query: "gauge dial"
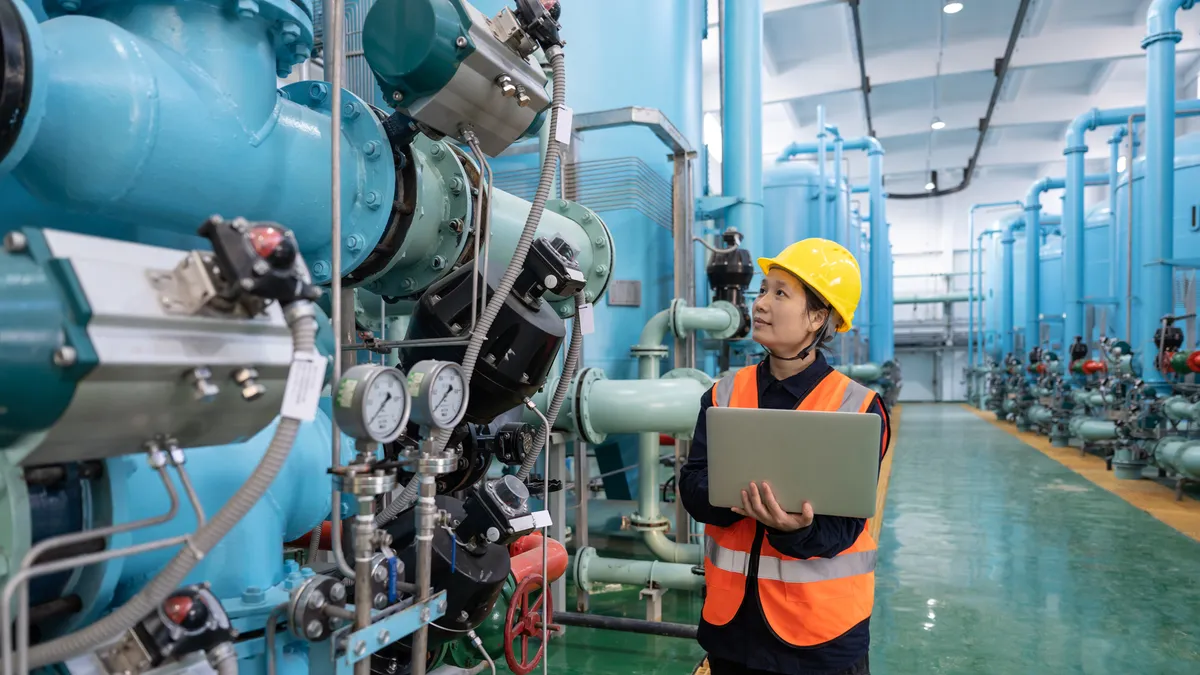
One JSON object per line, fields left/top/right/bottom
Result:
{"left": 333, "top": 365, "right": 412, "bottom": 443}
{"left": 408, "top": 360, "right": 470, "bottom": 430}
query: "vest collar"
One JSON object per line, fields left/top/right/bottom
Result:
{"left": 758, "top": 352, "right": 833, "bottom": 400}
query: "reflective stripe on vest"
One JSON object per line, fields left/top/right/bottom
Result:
{"left": 702, "top": 364, "right": 880, "bottom": 647}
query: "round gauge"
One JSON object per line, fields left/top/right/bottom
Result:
{"left": 407, "top": 360, "right": 469, "bottom": 430}
{"left": 333, "top": 365, "right": 412, "bottom": 443}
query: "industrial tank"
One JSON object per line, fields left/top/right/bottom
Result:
{"left": 762, "top": 161, "right": 849, "bottom": 253}
{"left": 481, "top": 0, "right": 705, "bottom": 380}
{"left": 1083, "top": 203, "right": 1117, "bottom": 343}
{"left": 984, "top": 214, "right": 1027, "bottom": 356}
{"left": 1039, "top": 231, "right": 1064, "bottom": 351}
{"left": 1113, "top": 133, "right": 1200, "bottom": 349}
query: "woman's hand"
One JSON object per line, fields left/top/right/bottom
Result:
{"left": 732, "top": 482, "right": 814, "bottom": 532}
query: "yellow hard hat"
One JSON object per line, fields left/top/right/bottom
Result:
{"left": 757, "top": 238, "right": 862, "bottom": 333}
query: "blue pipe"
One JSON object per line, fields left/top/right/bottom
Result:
{"left": 968, "top": 202, "right": 1022, "bottom": 369}
{"left": 1109, "top": 128, "right": 1127, "bottom": 302}
{"left": 831, "top": 125, "right": 844, "bottom": 243}
{"left": 1062, "top": 99, "right": 1200, "bottom": 356}
{"left": 817, "top": 105, "right": 828, "bottom": 241}
{"left": 852, "top": 185, "right": 870, "bottom": 194}
{"left": 1143, "top": 0, "right": 1196, "bottom": 386}
{"left": 721, "top": 0, "right": 764, "bottom": 264}
{"left": 1001, "top": 219, "right": 1021, "bottom": 355}
{"left": 1024, "top": 174, "right": 1107, "bottom": 354}
{"left": 0, "top": 1, "right": 392, "bottom": 285}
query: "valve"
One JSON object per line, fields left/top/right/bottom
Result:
{"left": 98, "top": 585, "right": 236, "bottom": 674}
{"left": 504, "top": 573, "right": 562, "bottom": 675}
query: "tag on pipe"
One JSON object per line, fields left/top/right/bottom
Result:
{"left": 577, "top": 303, "right": 595, "bottom": 335}
{"left": 554, "top": 104, "right": 574, "bottom": 148}
{"left": 281, "top": 351, "right": 326, "bottom": 421}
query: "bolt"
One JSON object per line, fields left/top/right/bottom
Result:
{"left": 456, "top": 36, "right": 468, "bottom": 48}
{"left": 3, "top": 231, "right": 27, "bottom": 253}
{"left": 373, "top": 566, "right": 388, "bottom": 583}
{"left": 449, "top": 177, "right": 465, "bottom": 194}
{"left": 431, "top": 256, "right": 446, "bottom": 270}
{"left": 343, "top": 102, "right": 361, "bottom": 121}
{"left": 306, "top": 620, "right": 323, "bottom": 639}
{"left": 582, "top": 212, "right": 594, "bottom": 223}
{"left": 374, "top": 593, "right": 388, "bottom": 609}
{"left": 232, "top": 367, "right": 266, "bottom": 402}
{"left": 449, "top": 218, "right": 464, "bottom": 233}
{"left": 240, "top": 278, "right": 255, "bottom": 291}
{"left": 430, "top": 143, "right": 445, "bottom": 159}
{"left": 595, "top": 264, "right": 608, "bottom": 275}
{"left": 312, "top": 260, "right": 330, "bottom": 278}
{"left": 252, "top": 259, "right": 270, "bottom": 276}
{"left": 309, "top": 82, "right": 329, "bottom": 103}
{"left": 365, "top": 191, "right": 382, "bottom": 210}
{"left": 52, "top": 346, "right": 77, "bottom": 368}
{"left": 585, "top": 290, "right": 594, "bottom": 302}
{"left": 437, "top": 599, "right": 447, "bottom": 613}
{"left": 292, "top": 43, "right": 310, "bottom": 63}
{"left": 363, "top": 141, "right": 382, "bottom": 159}
{"left": 355, "top": 642, "right": 367, "bottom": 656}
{"left": 279, "top": 20, "right": 302, "bottom": 44}
{"left": 307, "top": 591, "right": 326, "bottom": 610}
{"left": 59, "top": 0, "right": 79, "bottom": 10}
{"left": 516, "top": 85, "right": 531, "bottom": 108}
{"left": 377, "top": 630, "right": 391, "bottom": 645}
{"left": 328, "top": 583, "right": 346, "bottom": 603}
{"left": 560, "top": 305, "right": 571, "bottom": 317}
{"left": 401, "top": 278, "right": 414, "bottom": 289}
{"left": 345, "top": 234, "right": 365, "bottom": 252}
{"left": 496, "top": 74, "right": 517, "bottom": 97}
{"left": 189, "top": 367, "right": 220, "bottom": 403}
{"left": 236, "top": 0, "right": 259, "bottom": 19}
{"left": 242, "top": 586, "right": 266, "bottom": 605}
{"left": 392, "top": 91, "right": 404, "bottom": 102}
{"left": 593, "top": 236, "right": 607, "bottom": 248}
{"left": 459, "top": 610, "right": 470, "bottom": 622}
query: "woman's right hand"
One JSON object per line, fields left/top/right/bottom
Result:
{"left": 732, "top": 482, "right": 814, "bottom": 532}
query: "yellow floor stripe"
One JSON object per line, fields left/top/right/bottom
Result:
{"left": 963, "top": 404, "right": 1200, "bottom": 542}
{"left": 870, "top": 405, "right": 902, "bottom": 541}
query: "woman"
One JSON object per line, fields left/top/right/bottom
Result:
{"left": 680, "top": 238, "right": 891, "bottom": 675}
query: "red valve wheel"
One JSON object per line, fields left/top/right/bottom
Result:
{"left": 504, "top": 574, "right": 559, "bottom": 675}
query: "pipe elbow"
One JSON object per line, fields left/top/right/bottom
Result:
{"left": 863, "top": 136, "right": 885, "bottom": 156}
{"left": 1065, "top": 109, "right": 1099, "bottom": 149}
{"left": 1146, "top": 0, "right": 1193, "bottom": 38}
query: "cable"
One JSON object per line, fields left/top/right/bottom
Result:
{"left": 376, "top": 46, "right": 570, "bottom": 526}
{"left": 25, "top": 304, "right": 318, "bottom": 668}
{"left": 693, "top": 236, "right": 737, "bottom": 255}
{"left": 468, "top": 630, "right": 497, "bottom": 675}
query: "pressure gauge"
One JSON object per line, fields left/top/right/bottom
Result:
{"left": 407, "top": 360, "right": 469, "bottom": 430}
{"left": 333, "top": 365, "right": 412, "bottom": 443}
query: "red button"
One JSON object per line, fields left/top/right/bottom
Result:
{"left": 164, "top": 595, "right": 194, "bottom": 626}
{"left": 249, "top": 226, "right": 285, "bottom": 259}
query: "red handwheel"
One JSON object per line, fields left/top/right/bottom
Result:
{"left": 504, "top": 574, "right": 556, "bottom": 675}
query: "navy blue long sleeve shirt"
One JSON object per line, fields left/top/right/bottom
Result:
{"left": 679, "top": 353, "right": 891, "bottom": 675}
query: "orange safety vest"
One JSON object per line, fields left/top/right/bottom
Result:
{"left": 702, "top": 365, "right": 883, "bottom": 647}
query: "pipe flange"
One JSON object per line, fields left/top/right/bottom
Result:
{"left": 706, "top": 301, "right": 743, "bottom": 341}
{"left": 544, "top": 199, "right": 615, "bottom": 318}
{"left": 630, "top": 345, "right": 670, "bottom": 359}
{"left": 627, "top": 512, "right": 670, "bottom": 531}
{"left": 330, "top": 467, "right": 397, "bottom": 496}
{"left": 573, "top": 546, "right": 598, "bottom": 590}
{"left": 572, "top": 367, "right": 608, "bottom": 445}
{"left": 288, "top": 574, "right": 348, "bottom": 642}
{"left": 668, "top": 298, "right": 690, "bottom": 339}
{"left": 280, "top": 82, "right": 395, "bottom": 285}
{"left": 355, "top": 133, "right": 472, "bottom": 297}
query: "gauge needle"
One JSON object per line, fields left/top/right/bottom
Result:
{"left": 368, "top": 393, "right": 393, "bottom": 423}
{"left": 435, "top": 385, "right": 456, "bottom": 409}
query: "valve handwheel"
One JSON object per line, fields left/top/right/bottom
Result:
{"left": 504, "top": 573, "right": 559, "bottom": 675}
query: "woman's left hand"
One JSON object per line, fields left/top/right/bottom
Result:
{"left": 733, "top": 482, "right": 814, "bottom": 532}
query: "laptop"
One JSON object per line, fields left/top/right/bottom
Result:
{"left": 706, "top": 407, "right": 881, "bottom": 519}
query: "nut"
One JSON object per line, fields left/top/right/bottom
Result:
{"left": 330, "top": 583, "right": 346, "bottom": 602}
{"left": 52, "top": 346, "right": 78, "bottom": 368}
{"left": 306, "top": 620, "right": 323, "bottom": 639}
{"left": 3, "top": 231, "right": 28, "bottom": 253}
{"left": 373, "top": 566, "right": 388, "bottom": 583}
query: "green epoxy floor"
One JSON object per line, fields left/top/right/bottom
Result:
{"left": 543, "top": 404, "right": 1200, "bottom": 674}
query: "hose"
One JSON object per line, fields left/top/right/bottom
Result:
{"left": 306, "top": 524, "right": 322, "bottom": 564}
{"left": 25, "top": 305, "right": 318, "bottom": 668}
{"left": 468, "top": 630, "right": 496, "bottom": 675}
{"left": 375, "top": 47, "right": 569, "bottom": 525}
{"left": 518, "top": 292, "right": 583, "bottom": 481}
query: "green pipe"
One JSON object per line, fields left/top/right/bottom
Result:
{"left": 893, "top": 293, "right": 980, "bottom": 304}
{"left": 1027, "top": 405, "right": 1054, "bottom": 425}
{"left": 1151, "top": 437, "right": 1200, "bottom": 480}
{"left": 834, "top": 363, "right": 883, "bottom": 383}
{"left": 1069, "top": 417, "right": 1118, "bottom": 442}
{"left": 637, "top": 299, "right": 741, "bottom": 347}
{"left": 574, "top": 547, "right": 704, "bottom": 592}
{"left": 1162, "top": 396, "right": 1200, "bottom": 422}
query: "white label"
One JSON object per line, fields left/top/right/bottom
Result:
{"left": 281, "top": 351, "right": 326, "bottom": 422}
{"left": 577, "top": 303, "right": 595, "bottom": 335}
{"left": 510, "top": 510, "right": 553, "bottom": 532}
{"left": 554, "top": 105, "right": 574, "bottom": 148}
{"left": 530, "top": 510, "right": 552, "bottom": 528}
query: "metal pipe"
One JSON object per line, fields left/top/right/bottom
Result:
{"left": 1108, "top": 127, "right": 1127, "bottom": 303}
{"left": 968, "top": 202, "right": 1023, "bottom": 372}
{"left": 721, "top": 0, "right": 764, "bottom": 261}
{"left": 1151, "top": 437, "right": 1200, "bottom": 479}
{"left": 552, "top": 611, "right": 698, "bottom": 639}
{"left": 1142, "top": 0, "right": 1194, "bottom": 387}
{"left": 1001, "top": 219, "right": 1019, "bottom": 355}
{"left": 586, "top": 379, "right": 709, "bottom": 436}
{"left": 410, "top": 473, "right": 437, "bottom": 675}
{"left": 573, "top": 547, "right": 703, "bottom": 592}
{"left": 354, "top": 496, "right": 374, "bottom": 675}
{"left": 834, "top": 362, "right": 884, "bottom": 383}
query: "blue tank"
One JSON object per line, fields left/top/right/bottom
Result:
{"left": 1039, "top": 231, "right": 1064, "bottom": 351}
{"left": 480, "top": 0, "right": 705, "bottom": 379}
{"left": 1083, "top": 203, "right": 1118, "bottom": 343}
{"left": 762, "top": 161, "right": 849, "bottom": 253}
{"left": 1113, "top": 133, "right": 1200, "bottom": 350}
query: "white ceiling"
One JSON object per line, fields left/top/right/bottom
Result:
{"left": 702, "top": 0, "right": 1200, "bottom": 194}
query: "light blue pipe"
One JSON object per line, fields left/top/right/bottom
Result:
{"left": 1024, "top": 174, "right": 1106, "bottom": 353}
{"left": 830, "top": 124, "right": 844, "bottom": 243}
{"left": 1151, "top": 437, "right": 1200, "bottom": 480}
{"left": 818, "top": 105, "right": 828, "bottom": 241}
{"left": 1143, "top": 0, "right": 1197, "bottom": 387}
{"left": 1, "top": 0, "right": 392, "bottom": 285}
{"left": 978, "top": 228, "right": 1003, "bottom": 363}
{"left": 1001, "top": 219, "right": 1020, "bottom": 355}
{"left": 721, "top": 0, "right": 764, "bottom": 263}
{"left": 852, "top": 184, "right": 870, "bottom": 194}
{"left": 1108, "top": 128, "right": 1127, "bottom": 301}
{"left": 968, "top": 202, "right": 1022, "bottom": 369}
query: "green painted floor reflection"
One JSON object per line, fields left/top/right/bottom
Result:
{"left": 873, "top": 404, "right": 1200, "bottom": 674}
{"left": 544, "top": 404, "right": 1200, "bottom": 674}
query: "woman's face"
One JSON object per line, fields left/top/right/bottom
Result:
{"left": 751, "top": 267, "right": 830, "bottom": 355}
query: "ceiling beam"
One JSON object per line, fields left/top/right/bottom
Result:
{"left": 703, "top": 18, "right": 1200, "bottom": 112}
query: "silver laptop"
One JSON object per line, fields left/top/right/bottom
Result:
{"left": 706, "top": 407, "right": 881, "bottom": 519}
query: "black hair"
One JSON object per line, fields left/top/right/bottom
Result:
{"left": 799, "top": 281, "right": 837, "bottom": 354}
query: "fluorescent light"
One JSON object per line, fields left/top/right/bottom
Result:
{"left": 925, "top": 181, "right": 936, "bottom": 191}
{"left": 943, "top": 1, "right": 964, "bottom": 14}
{"left": 931, "top": 117, "right": 946, "bottom": 130}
